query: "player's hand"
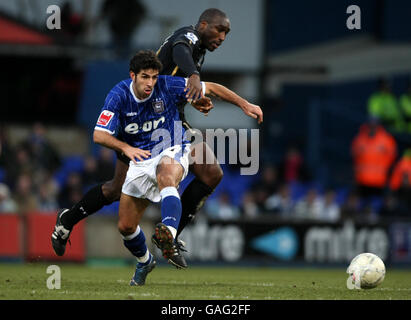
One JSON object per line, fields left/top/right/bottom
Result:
{"left": 242, "top": 103, "right": 263, "bottom": 124}
{"left": 191, "top": 96, "right": 213, "bottom": 115}
{"left": 123, "top": 145, "right": 151, "bottom": 164}
{"left": 184, "top": 73, "right": 203, "bottom": 101}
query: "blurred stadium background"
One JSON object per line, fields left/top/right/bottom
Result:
{"left": 1, "top": 0, "right": 411, "bottom": 274}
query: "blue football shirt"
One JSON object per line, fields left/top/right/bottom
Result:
{"left": 94, "top": 75, "right": 205, "bottom": 159}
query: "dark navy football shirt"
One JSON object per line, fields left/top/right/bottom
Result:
{"left": 94, "top": 75, "right": 205, "bottom": 159}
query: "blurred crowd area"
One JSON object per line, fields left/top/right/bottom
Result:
{"left": 1, "top": 74, "right": 411, "bottom": 224}
{"left": 0, "top": 0, "right": 411, "bottom": 223}
{"left": 0, "top": 122, "right": 115, "bottom": 215}
{"left": 205, "top": 78, "right": 411, "bottom": 223}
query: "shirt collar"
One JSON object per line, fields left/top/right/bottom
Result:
{"left": 129, "top": 80, "right": 154, "bottom": 103}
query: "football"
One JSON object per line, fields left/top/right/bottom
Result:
{"left": 346, "top": 253, "right": 386, "bottom": 289}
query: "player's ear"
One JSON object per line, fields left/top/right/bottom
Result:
{"left": 198, "top": 21, "right": 208, "bottom": 31}
{"left": 129, "top": 71, "right": 136, "bottom": 82}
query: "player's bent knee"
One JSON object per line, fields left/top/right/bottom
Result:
{"left": 102, "top": 181, "right": 123, "bottom": 202}
{"left": 117, "top": 221, "right": 136, "bottom": 236}
{"left": 211, "top": 163, "right": 224, "bottom": 180}
{"left": 204, "top": 164, "right": 224, "bottom": 188}
{"left": 157, "top": 173, "right": 179, "bottom": 189}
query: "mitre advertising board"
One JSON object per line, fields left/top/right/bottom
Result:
{"left": 179, "top": 217, "right": 411, "bottom": 265}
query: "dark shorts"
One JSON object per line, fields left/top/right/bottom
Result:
{"left": 116, "top": 151, "right": 131, "bottom": 165}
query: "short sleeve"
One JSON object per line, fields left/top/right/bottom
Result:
{"left": 94, "top": 92, "right": 121, "bottom": 135}
{"left": 172, "top": 30, "right": 200, "bottom": 51}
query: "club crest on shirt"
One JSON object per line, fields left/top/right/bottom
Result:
{"left": 152, "top": 98, "right": 165, "bottom": 113}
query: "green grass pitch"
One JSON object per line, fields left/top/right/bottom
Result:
{"left": 1, "top": 262, "right": 411, "bottom": 300}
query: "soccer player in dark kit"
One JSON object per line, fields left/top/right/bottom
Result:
{"left": 51, "top": 9, "right": 260, "bottom": 268}
{"left": 89, "top": 50, "right": 261, "bottom": 284}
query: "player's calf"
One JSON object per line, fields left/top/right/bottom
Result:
{"left": 154, "top": 158, "right": 188, "bottom": 268}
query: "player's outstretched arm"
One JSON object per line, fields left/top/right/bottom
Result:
{"left": 204, "top": 82, "right": 263, "bottom": 124}
{"left": 93, "top": 130, "right": 151, "bottom": 163}
{"left": 172, "top": 43, "right": 204, "bottom": 101}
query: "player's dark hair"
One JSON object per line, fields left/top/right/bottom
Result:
{"left": 129, "top": 50, "right": 163, "bottom": 74}
{"left": 197, "top": 8, "right": 227, "bottom": 24}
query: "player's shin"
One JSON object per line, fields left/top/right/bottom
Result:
{"left": 61, "top": 183, "right": 112, "bottom": 229}
{"left": 177, "top": 178, "right": 214, "bottom": 237}
{"left": 160, "top": 187, "right": 182, "bottom": 239}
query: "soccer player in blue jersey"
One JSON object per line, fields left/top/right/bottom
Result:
{"left": 77, "top": 50, "right": 261, "bottom": 285}
{"left": 51, "top": 9, "right": 239, "bottom": 261}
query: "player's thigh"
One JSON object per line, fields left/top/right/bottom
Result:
{"left": 189, "top": 142, "right": 223, "bottom": 185}
{"left": 118, "top": 193, "right": 149, "bottom": 235}
{"left": 189, "top": 141, "right": 218, "bottom": 166}
{"left": 156, "top": 156, "right": 184, "bottom": 190}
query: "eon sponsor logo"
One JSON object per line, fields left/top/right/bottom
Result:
{"left": 304, "top": 221, "right": 389, "bottom": 263}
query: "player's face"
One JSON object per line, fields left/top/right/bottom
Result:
{"left": 200, "top": 17, "right": 230, "bottom": 51}
{"left": 130, "top": 69, "right": 159, "bottom": 99}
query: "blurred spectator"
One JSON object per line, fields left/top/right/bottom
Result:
{"left": 399, "top": 82, "right": 411, "bottom": 133}
{"left": 278, "top": 145, "right": 310, "bottom": 184}
{"left": 388, "top": 148, "right": 411, "bottom": 210}
{"left": 358, "top": 204, "right": 379, "bottom": 224}
{"left": 21, "top": 123, "right": 61, "bottom": 174}
{"left": 206, "top": 192, "right": 241, "bottom": 220}
{"left": 340, "top": 191, "right": 361, "bottom": 221}
{"left": 60, "top": 2, "right": 85, "bottom": 42}
{"left": 250, "top": 165, "right": 280, "bottom": 211}
{"left": 294, "top": 188, "right": 323, "bottom": 220}
{"left": 379, "top": 192, "right": 408, "bottom": 219}
{"left": 240, "top": 191, "right": 259, "bottom": 218}
{"left": 12, "top": 174, "right": 38, "bottom": 214}
{"left": 36, "top": 184, "right": 59, "bottom": 212}
{"left": 101, "top": 0, "right": 147, "bottom": 58}
{"left": 264, "top": 184, "right": 294, "bottom": 218}
{"left": 317, "top": 189, "right": 340, "bottom": 222}
{"left": 0, "top": 183, "right": 17, "bottom": 213}
{"left": 253, "top": 187, "right": 270, "bottom": 212}
{"left": 35, "top": 171, "right": 60, "bottom": 212}
{"left": 367, "top": 78, "right": 405, "bottom": 132}
{"left": 6, "top": 145, "right": 35, "bottom": 190}
{"left": 351, "top": 117, "right": 397, "bottom": 199}
{"left": 256, "top": 165, "right": 279, "bottom": 195}
{"left": 58, "top": 172, "right": 83, "bottom": 209}
{"left": 96, "top": 148, "right": 115, "bottom": 182}
{"left": 0, "top": 125, "right": 15, "bottom": 174}
{"left": 81, "top": 154, "right": 99, "bottom": 186}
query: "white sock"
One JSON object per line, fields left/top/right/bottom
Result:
{"left": 167, "top": 226, "right": 177, "bottom": 239}
{"left": 121, "top": 226, "right": 140, "bottom": 240}
{"left": 136, "top": 249, "right": 150, "bottom": 264}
